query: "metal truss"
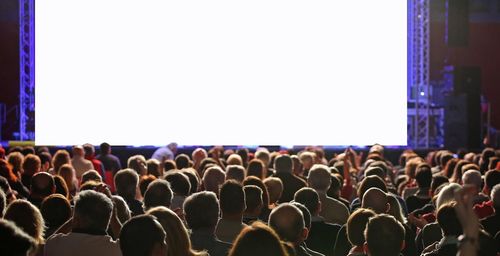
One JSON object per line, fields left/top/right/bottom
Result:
{"left": 408, "top": 0, "right": 435, "bottom": 148}
{"left": 19, "top": 0, "right": 35, "bottom": 141}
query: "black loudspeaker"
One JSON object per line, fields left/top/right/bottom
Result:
{"left": 446, "top": 0, "right": 469, "bottom": 47}
{"left": 444, "top": 67, "right": 481, "bottom": 150}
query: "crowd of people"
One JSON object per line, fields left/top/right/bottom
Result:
{"left": 0, "top": 143, "right": 499, "bottom": 256}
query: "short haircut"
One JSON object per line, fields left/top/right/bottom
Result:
{"left": 181, "top": 169, "right": 200, "bottom": 194}
{"left": 264, "top": 177, "right": 283, "bottom": 205}
{"left": 38, "top": 152, "right": 52, "bottom": 166}
{"left": 491, "top": 184, "right": 500, "bottom": 210}
{"left": 436, "top": 202, "right": 462, "bottom": 236}
{"left": 4, "top": 199, "right": 45, "bottom": 244}
{"left": 183, "top": 191, "right": 220, "bottom": 230}
{"left": 73, "top": 190, "right": 114, "bottom": 231}
{"left": 290, "top": 202, "right": 311, "bottom": 230}
{"left": 220, "top": 180, "right": 246, "bottom": 215}
{"left": 112, "top": 195, "right": 131, "bottom": 224}
{"left": 100, "top": 142, "right": 111, "bottom": 153}
{"left": 227, "top": 154, "right": 243, "bottom": 166}
{"left": 30, "top": 172, "right": 55, "bottom": 198}
{"left": 485, "top": 170, "right": 500, "bottom": 190}
{"left": 163, "top": 160, "right": 177, "bottom": 172}
{"left": 415, "top": 163, "right": 432, "bottom": 188}
{"left": 430, "top": 175, "right": 449, "bottom": 195}
{"left": 120, "top": 215, "right": 166, "bottom": 256}
{"left": 244, "top": 185, "right": 263, "bottom": 213}
{"left": 0, "top": 219, "right": 37, "bottom": 256}
{"left": 347, "top": 208, "right": 376, "bottom": 246}
{"left": 144, "top": 179, "right": 173, "bottom": 210}
{"left": 139, "top": 175, "right": 157, "bottom": 197}
{"left": 22, "top": 154, "right": 41, "bottom": 176}
{"left": 175, "top": 154, "right": 191, "bottom": 169}
{"left": 307, "top": 164, "right": 332, "bottom": 191}
{"left": 255, "top": 149, "right": 270, "bottom": 165}
{"left": 226, "top": 165, "right": 246, "bottom": 183}
{"left": 82, "top": 143, "right": 95, "bottom": 156}
{"left": 268, "top": 203, "right": 305, "bottom": 243}
{"left": 53, "top": 175, "right": 69, "bottom": 198}
{"left": 127, "top": 155, "right": 147, "bottom": 175}
{"left": 41, "top": 194, "right": 72, "bottom": 235}
{"left": 146, "top": 158, "right": 161, "bottom": 177}
{"left": 243, "top": 176, "right": 270, "bottom": 207}
{"left": 247, "top": 159, "right": 265, "bottom": 180}
{"left": 81, "top": 170, "right": 102, "bottom": 184}
{"left": 115, "top": 169, "right": 139, "bottom": 199}
{"left": 364, "top": 214, "right": 405, "bottom": 256}
{"left": 364, "top": 167, "right": 385, "bottom": 180}
{"left": 462, "top": 169, "right": 482, "bottom": 190}
{"left": 358, "top": 175, "right": 387, "bottom": 199}
{"left": 165, "top": 172, "right": 191, "bottom": 196}
{"left": 293, "top": 187, "right": 320, "bottom": 216}
{"left": 202, "top": 166, "right": 226, "bottom": 195}
{"left": 274, "top": 154, "right": 292, "bottom": 173}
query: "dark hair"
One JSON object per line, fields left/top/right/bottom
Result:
{"left": 120, "top": 215, "right": 166, "bottom": 256}
{"left": 236, "top": 148, "right": 249, "bottom": 167}
{"left": 100, "top": 143, "right": 111, "bottom": 154}
{"left": 358, "top": 175, "right": 387, "bottom": 200}
{"left": 81, "top": 170, "right": 102, "bottom": 184}
{"left": 175, "top": 154, "right": 191, "bottom": 169}
{"left": 22, "top": 154, "right": 41, "bottom": 177}
{"left": 364, "top": 167, "right": 385, "bottom": 180}
{"left": 74, "top": 190, "right": 114, "bottom": 231}
{"left": 430, "top": 175, "right": 449, "bottom": 195}
{"left": 415, "top": 163, "right": 432, "bottom": 188}
{"left": 243, "top": 176, "right": 270, "bottom": 208}
{"left": 21, "top": 146, "right": 35, "bottom": 156}
{"left": 0, "top": 189, "right": 5, "bottom": 218}
{"left": 183, "top": 191, "right": 220, "bottom": 230}
{"left": 220, "top": 180, "right": 245, "bottom": 215}
{"left": 364, "top": 214, "right": 405, "bottom": 256}
{"left": 41, "top": 194, "right": 71, "bottom": 237}
{"left": 31, "top": 172, "right": 55, "bottom": 198}
{"left": 247, "top": 159, "right": 265, "bottom": 180}
{"left": 139, "top": 175, "right": 157, "bottom": 198}
{"left": 181, "top": 169, "right": 200, "bottom": 194}
{"left": 38, "top": 152, "right": 52, "bottom": 167}
{"left": 228, "top": 221, "right": 288, "bottom": 256}
{"left": 274, "top": 155, "right": 292, "bottom": 173}
{"left": 165, "top": 172, "right": 191, "bottom": 196}
{"left": 53, "top": 175, "right": 69, "bottom": 199}
{"left": 144, "top": 179, "right": 173, "bottom": 210}
{"left": 244, "top": 185, "right": 263, "bottom": 213}
{"left": 347, "top": 208, "right": 376, "bottom": 246}
{"left": 163, "top": 160, "right": 177, "bottom": 173}
{"left": 114, "top": 169, "right": 139, "bottom": 200}
{"left": 290, "top": 202, "right": 311, "bottom": 230}
{"left": 436, "top": 202, "right": 462, "bottom": 236}
{"left": 226, "top": 165, "right": 246, "bottom": 183}
{"left": 0, "top": 219, "right": 37, "bottom": 256}
{"left": 293, "top": 187, "right": 319, "bottom": 216}
{"left": 485, "top": 170, "right": 500, "bottom": 190}
{"left": 443, "top": 158, "right": 458, "bottom": 178}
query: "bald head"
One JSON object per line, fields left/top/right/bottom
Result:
{"left": 361, "top": 188, "right": 389, "bottom": 214}
{"left": 268, "top": 203, "right": 306, "bottom": 245}
{"left": 72, "top": 145, "right": 85, "bottom": 157}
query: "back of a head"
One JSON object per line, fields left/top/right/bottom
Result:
{"left": 436, "top": 183, "right": 462, "bottom": 209}
{"left": 163, "top": 160, "right": 177, "bottom": 172}
{"left": 146, "top": 159, "right": 161, "bottom": 177}
{"left": 127, "top": 155, "right": 147, "bottom": 175}
{"left": 293, "top": 187, "right": 319, "bottom": 216}
{"left": 290, "top": 202, "right": 311, "bottom": 230}
{"left": 364, "top": 167, "right": 385, "bottom": 181}
{"left": 361, "top": 188, "right": 388, "bottom": 214}
{"left": 82, "top": 143, "right": 96, "bottom": 157}
{"left": 81, "top": 170, "right": 102, "bottom": 184}
{"left": 244, "top": 185, "right": 263, "bottom": 214}
{"left": 165, "top": 172, "right": 191, "bottom": 197}
{"left": 143, "top": 179, "right": 173, "bottom": 211}
{"left": 229, "top": 221, "right": 288, "bottom": 256}
{"left": 415, "top": 163, "right": 432, "bottom": 188}
{"left": 307, "top": 164, "right": 332, "bottom": 191}
{"left": 113, "top": 195, "right": 132, "bottom": 224}
{"left": 100, "top": 142, "right": 111, "bottom": 154}
{"left": 4, "top": 199, "right": 45, "bottom": 244}
{"left": 274, "top": 154, "right": 292, "bottom": 173}
{"left": 347, "top": 208, "right": 376, "bottom": 247}
{"left": 0, "top": 189, "right": 5, "bottom": 218}
{"left": 227, "top": 154, "right": 243, "bottom": 166}
{"left": 0, "top": 219, "right": 37, "bottom": 256}
{"left": 72, "top": 145, "right": 85, "bottom": 157}
{"left": 182, "top": 169, "right": 200, "bottom": 195}
{"left": 220, "top": 180, "right": 245, "bottom": 216}
{"left": 491, "top": 184, "right": 500, "bottom": 210}
{"left": 436, "top": 202, "right": 462, "bottom": 236}
{"left": 255, "top": 149, "right": 270, "bottom": 166}
{"left": 485, "top": 170, "right": 500, "bottom": 191}
{"left": 264, "top": 177, "right": 283, "bottom": 205}
{"left": 41, "top": 194, "right": 72, "bottom": 233}
{"left": 120, "top": 215, "right": 167, "bottom": 256}
{"left": 226, "top": 165, "right": 246, "bottom": 183}
{"left": 30, "top": 172, "right": 55, "bottom": 198}
{"left": 22, "top": 154, "right": 41, "bottom": 177}
{"left": 175, "top": 154, "right": 191, "bottom": 169}
{"left": 147, "top": 206, "right": 193, "bottom": 256}
{"left": 114, "top": 169, "right": 139, "bottom": 199}
{"left": 364, "top": 214, "right": 405, "bottom": 256}
{"left": 268, "top": 203, "right": 305, "bottom": 244}
{"left": 183, "top": 191, "right": 220, "bottom": 231}
{"left": 462, "top": 169, "right": 482, "bottom": 190}
{"left": 74, "top": 190, "right": 113, "bottom": 232}
{"left": 202, "top": 166, "right": 226, "bottom": 195}
{"left": 247, "top": 159, "right": 265, "bottom": 180}
{"left": 358, "top": 175, "right": 387, "bottom": 200}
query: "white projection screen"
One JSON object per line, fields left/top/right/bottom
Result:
{"left": 35, "top": 0, "right": 407, "bottom": 146}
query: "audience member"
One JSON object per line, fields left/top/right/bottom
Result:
{"left": 143, "top": 179, "right": 173, "bottom": 211}
{"left": 146, "top": 158, "right": 162, "bottom": 178}
{"left": 4, "top": 199, "right": 45, "bottom": 245}
{"left": 28, "top": 172, "right": 55, "bottom": 208}
{"left": 346, "top": 208, "right": 376, "bottom": 256}
{"left": 115, "top": 169, "right": 144, "bottom": 216}
{"left": 226, "top": 165, "right": 246, "bottom": 183}
{"left": 41, "top": 194, "right": 72, "bottom": 238}
{"left": 228, "top": 221, "right": 289, "bottom": 256}
{"left": 202, "top": 166, "right": 226, "bottom": 196}
{"left": 96, "top": 142, "right": 122, "bottom": 175}
{"left": 183, "top": 191, "right": 231, "bottom": 256}
{"left": 364, "top": 214, "right": 405, "bottom": 256}
{"left": 243, "top": 185, "right": 263, "bottom": 224}
{"left": 120, "top": 214, "right": 167, "bottom": 256}
{"left": 273, "top": 154, "right": 307, "bottom": 203}
{"left": 21, "top": 154, "right": 41, "bottom": 188}
{"left": 216, "top": 180, "right": 248, "bottom": 243}
{"left": 165, "top": 171, "right": 191, "bottom": 210}
{"left": 151, "top": 143, "right": 177, "bottom": 162}
{"left": 58, "top": 164, "right": 78, "bottom": 198}
{"left": 83, "top": 143, "right": 106, "bottom": 181}
{"left": 71, "top": 145, "right": 94, "bottom": 179}
{"left": 0, "top": 219, "right": 38, "bottom": 256}
{"left": 264, "top": 177, "right": 283, "bottom": 208}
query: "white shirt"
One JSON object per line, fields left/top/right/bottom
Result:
{"left": 44, "top": 232, "right": 122, "bottom": 256}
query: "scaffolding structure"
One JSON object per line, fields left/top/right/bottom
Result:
{"left": 408, "top": 0, "right": 437, "bottom": 148}
{"left": 19, "top": 0, "right": 35, "bottom": 141}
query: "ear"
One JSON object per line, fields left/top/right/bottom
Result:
{"left": 363, "top": 242, "right": 369, "bottom": 255}
{"left": 302, "top": 227, "right": 309, "bottom": 240}
{"left": 385, "top": 202, "right": 390, "bottom": 213}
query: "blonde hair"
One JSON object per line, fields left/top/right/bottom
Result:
{"left": 147, "top": 206, "right": 207, "bottom": 256}
{"left": 4, "top": 199, "right": 45, "bottom": 244}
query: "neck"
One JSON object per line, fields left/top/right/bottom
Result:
{"left": 222, "top": 213, "right": 243, "bottom": 222}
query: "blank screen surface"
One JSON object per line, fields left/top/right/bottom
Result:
{"left": 35, "top": 0, "right": 407, "bottom": 146}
